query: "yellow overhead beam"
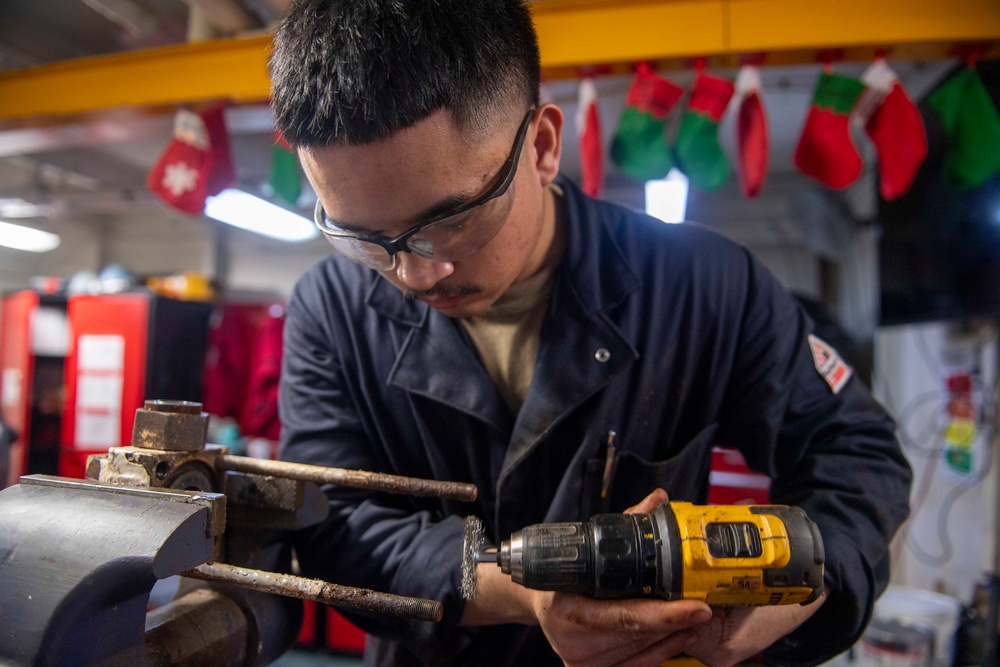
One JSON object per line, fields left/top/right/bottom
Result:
{"left": 0, "top": 34, "right": 274, "bottom": 123}
{"left": 0, "top": 0, "right": 998, "bottom": 124}
{"left": 532, "top": 0, "right": 1000, "bottom": 78}
{"left": 532, "top": 0, "right": 727, "bottom": 68}
{"left": 727, "top": 0, "right": 1000, "bottom": 52}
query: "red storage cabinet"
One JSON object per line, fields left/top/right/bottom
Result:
{"left": 60, "top": 292, "right": 212, "bottom": 478}
{"left": 325, "top": 608, "right": 367, "bottom": 655}
{"left": 707, "top": 447, "right": 771, "bottom": 505}
{"left": 1, "top": 290, "right": 68, "bottom": 487}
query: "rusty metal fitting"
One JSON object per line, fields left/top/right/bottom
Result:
{"left": 90, "top": 445, "right": 228, "bottom": 495}
{"left": 132, "top": 400, "right": 209, "bottom": 452}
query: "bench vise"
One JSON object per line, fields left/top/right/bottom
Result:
{"left": 0, "top": 399, "right": 477, "bottom": 666}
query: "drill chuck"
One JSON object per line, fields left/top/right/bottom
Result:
{"left": 500, "top": 512, "right": 676, "bottom": 598}
{"left": 489, "top": 502, "right": 824, "bottom": 606}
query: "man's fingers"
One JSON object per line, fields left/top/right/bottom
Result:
{"left": 537, "top": 595, "right": 713, "bottom": 667}
{"left": 624, "top": 487, "right": 670, "bottom": 514}
{"left": 563, "top": 597, "right": 711, "bottom": 634}
{"left": 547, "top": 600, "right": 708, "bottom": 667}
{"left": 585, "top": 632, "right": 672, "bottom": 667}
{"left": 612, "top": 630, "right": 699, "bottom": 667}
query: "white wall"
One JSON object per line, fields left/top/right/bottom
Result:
{"left": 0, "top": 208, "right": 330, "bottom": 301}
{"left": 102, "top": 208, "right": 215, "bottom": 277}
{"left": 97, "top": 207, "right": 329, "bottom": 299}
{"left": 0, "top": 208, "right": 331, "bottom": 345}
{"left": 874, "top": 321, "right": 999, "bottom": 605}
{"left": 223, "top": 227, "right": 331, "bottom": 298}
{"left": 0, "top": 217, "right": 102, "bottom": 294}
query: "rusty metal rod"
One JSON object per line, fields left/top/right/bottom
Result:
{"left": 218, "top": 455, "right": 478, "bottom": 502}
{"left": 182, "top": 562, "right": 444, "bottom": 622}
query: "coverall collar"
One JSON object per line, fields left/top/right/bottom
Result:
{"left": 369, "top": 175, "right": 642, "bottom": 438}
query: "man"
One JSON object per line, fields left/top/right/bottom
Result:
{"left": 271, "top": 2, "right": 911, "bottom": 665}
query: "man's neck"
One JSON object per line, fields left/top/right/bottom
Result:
{"left": 516, "top": 183, "right": 565, "bottom": 284}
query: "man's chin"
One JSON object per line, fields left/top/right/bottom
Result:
{"left": 419, "top": 292, "right": 488, "bottom": 317}
{"left": 400, "top": 283, "right": 488, "bottom": 317}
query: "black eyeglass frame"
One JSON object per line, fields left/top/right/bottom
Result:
{"left": 313, "top": 108, "right": 536, "bottom": 266}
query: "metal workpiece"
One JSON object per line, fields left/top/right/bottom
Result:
{"left": 183, "top": 562, "right": 445, "bottom": 623}
{"left": 115, "top": 399, "right": 475, "bottom": 503}
{"left": 218, "top": 454, "right": 479, "bottom": 503}
{"left": 132, "top": 399, "right": 210, "bottom": 451}
{"left": 86, "top": 444, "right": 330, "bottom": 530}
{"left": 88, "top": 443, "right": 229, "bottom": 493}
{"left": 0, "top": 475, "right": 219, "bottom": 666}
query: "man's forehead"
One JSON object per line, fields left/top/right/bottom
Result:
{"left": 299, "top": 112, "right": 513, "bottom": 230}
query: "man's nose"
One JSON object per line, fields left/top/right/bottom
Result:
{"left": 394, "top": 253, "right": 455, "bottom": 292}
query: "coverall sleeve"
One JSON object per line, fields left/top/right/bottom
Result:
{"left": 278, "top": 280, "right": 470, "bottom": 664}
{"left": 717, "top": 250, "right": 912, "bottom": 666}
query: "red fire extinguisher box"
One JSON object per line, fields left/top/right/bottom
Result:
{"left": 60, "top": 291, "right": 213, "bottom": 478}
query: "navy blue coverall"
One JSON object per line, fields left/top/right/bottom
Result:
{"left": 280, "top": 176, "right": 911, "bottom": 666}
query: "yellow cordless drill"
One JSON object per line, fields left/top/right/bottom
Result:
{"left": 464, "top": 502, "right": 824, "bottom": 606}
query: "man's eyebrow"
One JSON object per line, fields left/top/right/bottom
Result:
{"left": 325, "top": 218, "right": 378, "bottom": 234}
{"left": 415, "top": 191, "right": 479, "bottom": 221}
{"left": 324, "top": 190, "right": 479, "bottom": 234}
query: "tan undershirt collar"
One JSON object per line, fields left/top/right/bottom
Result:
{"left": 460, "top": 185, "right": 565, "bottom": 414}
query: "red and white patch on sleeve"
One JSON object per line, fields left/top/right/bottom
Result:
{"left": 807, "top": 334, "right": 853, "bottom": 394}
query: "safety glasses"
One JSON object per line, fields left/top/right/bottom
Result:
{"left": 314, "top": 109, "right": 534, "bottom": 271}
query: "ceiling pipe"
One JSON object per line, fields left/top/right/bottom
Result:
{"left": 182, "top": 0, "right": 259, "bottom": 38}
{"left": 241, "top": 0, "right": 291, "bottom": 25}
{"left": 187, "top": 4, "right": 220, "bottom": 43}
{"left": 80, "top": 0, "right": 160, "bottom": 39}
{"left": 261, "top": 0, "right": 291, "bottom": 14}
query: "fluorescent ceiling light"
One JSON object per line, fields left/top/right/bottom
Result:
{"left": 0, "top": 220, "right": 61, "bottom": 253}
{"left": 645, "top": 169, "right": 689, "bottom": 224}
{"left": 0, "top": 198, "right": 53, "bottom": 218}
{"left": 204, "top": 189, "right": 318, "bottom": 242}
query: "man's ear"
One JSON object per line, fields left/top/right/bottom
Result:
{"left": 532, "top": 103, "right": 563, "bottom": 187}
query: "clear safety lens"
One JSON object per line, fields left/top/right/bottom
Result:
{"left": 324, "top": 234, "right": 394, "bottom": 271}
{"left": 404, "top": 190, "right": 514, "bottom": 263}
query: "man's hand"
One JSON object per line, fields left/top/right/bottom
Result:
{"left": 628, "top": 489, "right": 826, "bottom": 667}
{"left": 532, "top": 488, "right": 717, "bottom": 667}
{"left": 461, "top": 488, "right": 822, "bottom": 667}
{"left": 529, "top": 590, "right": 712, "bottom": 667}
{"left": 463, "top": 488, "right": 712, "bottom": 666}
{"left": 463, "top": 539, "right": 712, "bottom": 667}
{"left": 682, "top": 590, "right": 826, "bottom": 667}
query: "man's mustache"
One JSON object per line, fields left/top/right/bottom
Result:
{"left": 402, "top": 283, "right": 481, "bottom": 300}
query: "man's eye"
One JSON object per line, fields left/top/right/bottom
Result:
{"left": 436, "top": 213, "right": 474, "bottom": 233}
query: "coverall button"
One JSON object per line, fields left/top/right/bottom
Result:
{"left": 594, "top": 348, "right": 611, "bottom": 363}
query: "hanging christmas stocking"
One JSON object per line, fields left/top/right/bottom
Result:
{"left": 856, "top": 59, "right": 927, "bottom": 200}
{"left": 927, "top": 67, "right": 1000, "bottom": 190}
{"left": 201, "top": 105, "right": 235, "bottom": 198}
{"left": 577, "top": 78, "right": 604, "bottom": 198}
{"left": 147, "top": 107, "right": 235, "bottom": 214}
{"left": 147, "top": 109, "right": 214, "bottom": 214}
{"left": 734, "top": 65, "right": 769, "bottom": 198}
{"left": 794, "top": 72, "right": 866, "bottom": 189}
{"left": 269, "top": 130, "right": 302, "bottom": 206}
{"left": 674, "top": 71, "right": 735, "bottom": 191}
{"left": 610, "top": 62, "right": 684, "bottom": 181}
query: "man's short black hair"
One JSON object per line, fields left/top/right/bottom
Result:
{"left": 270, "top": 0, "right": 541, "bottom": 147}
